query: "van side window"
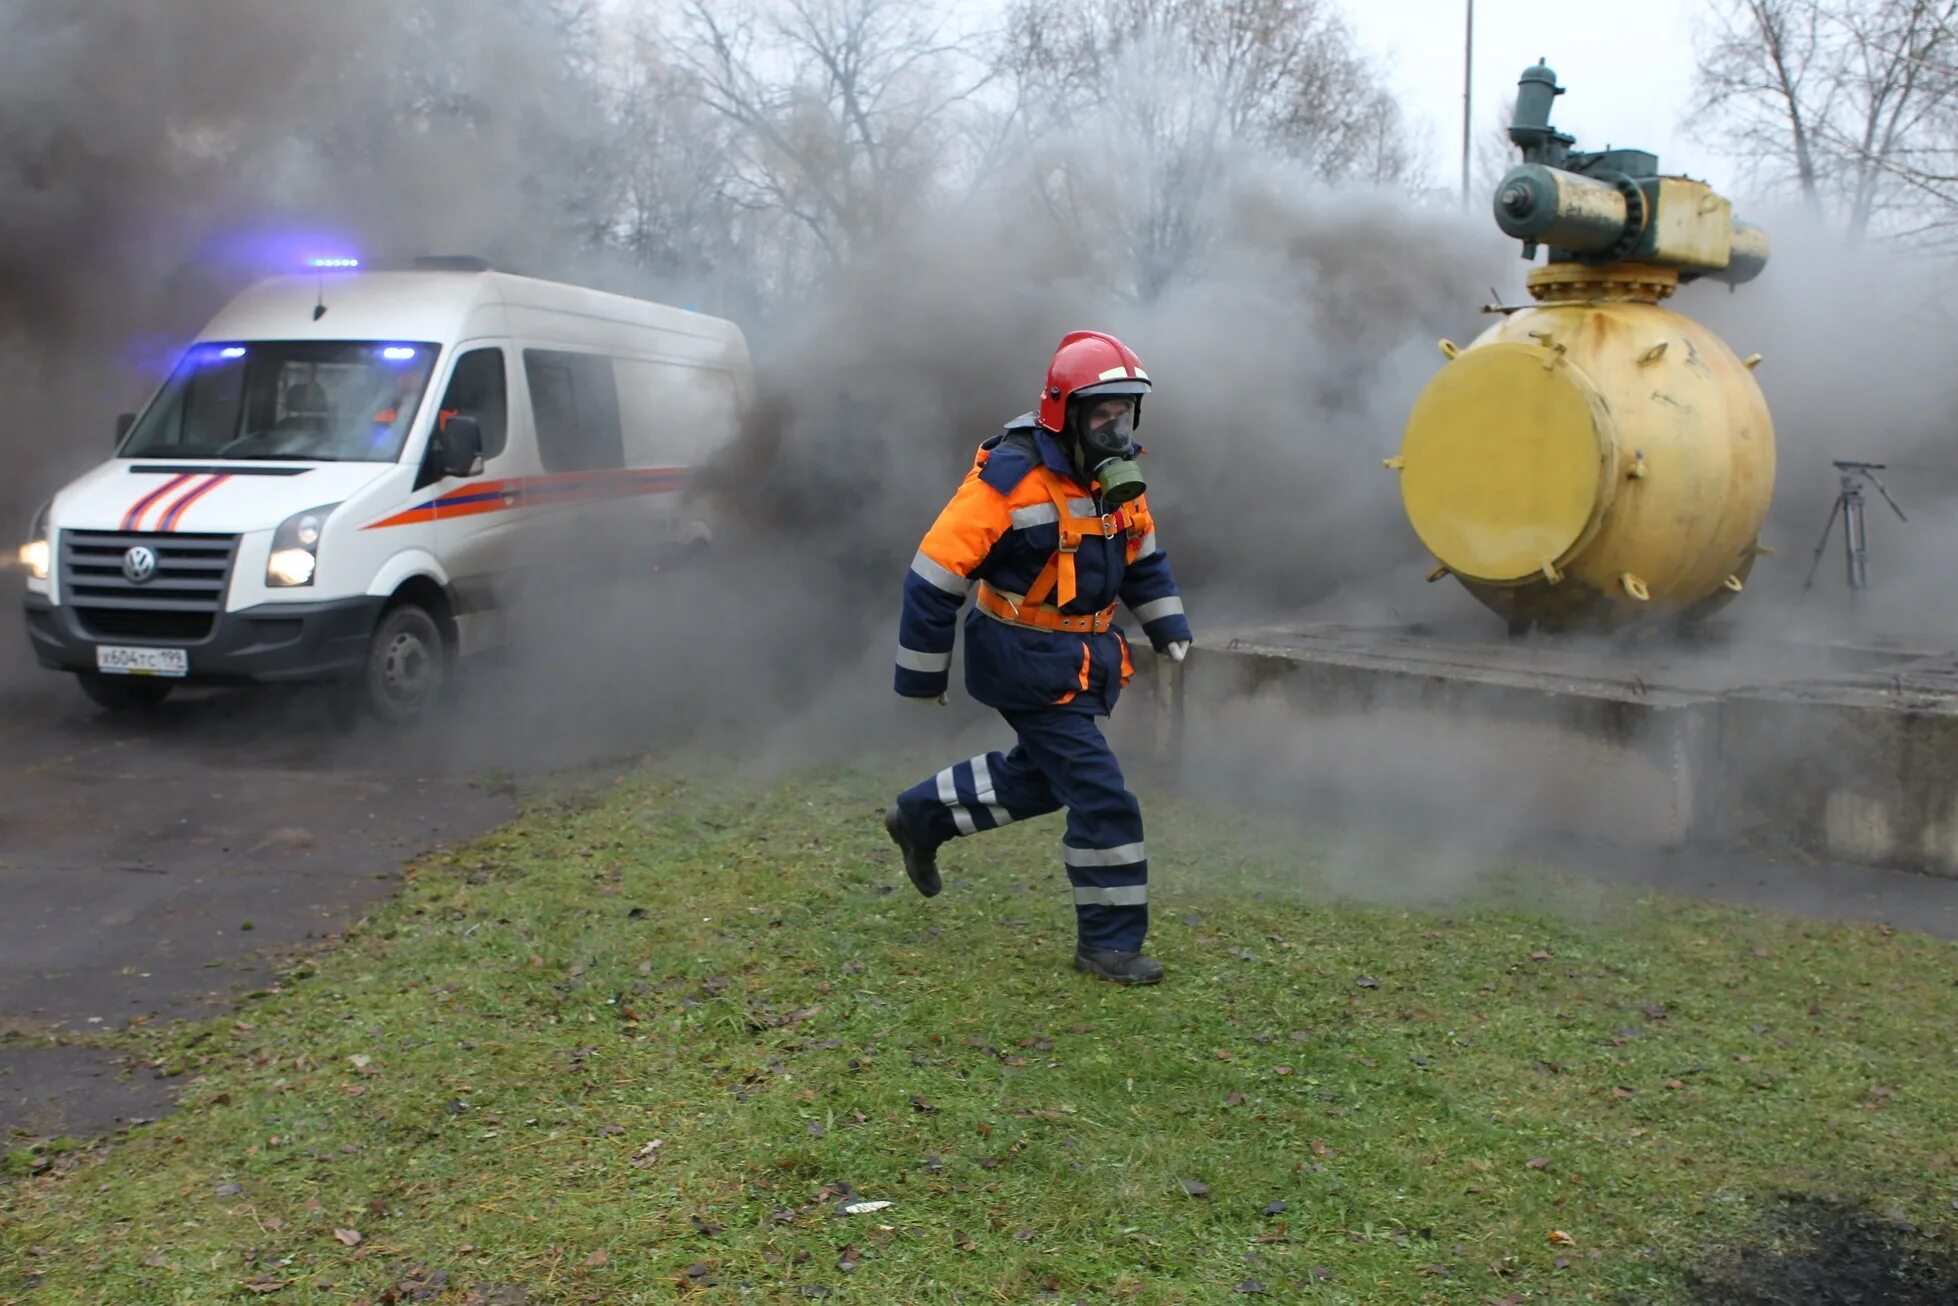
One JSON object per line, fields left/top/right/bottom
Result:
{"left": 614, "top": 359, "right": 742, "bottom": 467}
{"left": 524, "top": 349, "right": 622, "bottom": 472}
{"left": 439, "top": 348, "right": 509, "bottom": 458}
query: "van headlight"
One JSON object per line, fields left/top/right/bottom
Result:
{"left": 18, "top": 501, "right": 50, "bottom": 580}
{"left": 266, "top": 502, "right": 340, "bottom": 588}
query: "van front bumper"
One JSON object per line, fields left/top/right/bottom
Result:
{"left": 23, "top": 593, "right": 385, "bottom": 684}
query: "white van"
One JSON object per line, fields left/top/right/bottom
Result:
{"left": 18, "top": 259, "right": 751, "bottom": 721}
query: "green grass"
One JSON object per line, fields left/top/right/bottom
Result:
{"left": 4, "top": 768, "right": 1957, "bottom": 1304}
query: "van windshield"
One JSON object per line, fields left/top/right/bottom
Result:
{"left": 120, "top": 341, "right": 441, "bottom": 463}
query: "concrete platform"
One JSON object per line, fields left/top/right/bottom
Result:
{"left": 1179, "top": 620, "right": 1958, "bottom": 877}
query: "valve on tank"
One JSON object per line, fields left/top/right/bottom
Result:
{"left": 1389, "top": 61, "right": 1776, "bottom": 632}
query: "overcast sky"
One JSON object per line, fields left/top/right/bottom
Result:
{"left": 1344, "top": 0, "right": 1729, "bottom": 197}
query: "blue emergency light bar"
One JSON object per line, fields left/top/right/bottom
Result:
{"left": 308, "top": 256, "right": 361, "bottom": 269}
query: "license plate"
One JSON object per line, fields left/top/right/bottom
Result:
{"left": 95, "top": 645, "right": 188, "bottom": 677}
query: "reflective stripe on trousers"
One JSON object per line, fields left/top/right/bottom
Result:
{"left": 893, "top": 707, "right": 1148, "bottom": 952}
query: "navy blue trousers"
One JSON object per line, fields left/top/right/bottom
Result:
{"left": 895, "top": 709, "right": 1148, "bottom": 951}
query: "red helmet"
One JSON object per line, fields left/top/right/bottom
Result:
{"left": 1037, "top": 331, "right": 1151, "bottom": 434}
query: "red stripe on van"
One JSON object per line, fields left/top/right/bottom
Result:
{"left": 121, "top": 472, "right": 196, "bottom": 531}
{"left": 158, "top": 474, "right": 231, "bottom": 532}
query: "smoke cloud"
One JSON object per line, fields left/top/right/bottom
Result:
{"left": 8, "top": 3, "right": 1958, "bottom": 898}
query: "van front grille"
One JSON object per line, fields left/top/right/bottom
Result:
{"left": 60, "top": 530, "right": 237, "bottom": 644}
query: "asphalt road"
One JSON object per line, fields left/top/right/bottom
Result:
{"left": 0, "top": 609, "right": 528, "bottom": 1140}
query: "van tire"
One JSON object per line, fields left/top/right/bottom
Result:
{"left": 76, "top": 672, "right": 175, "bottom": 711}
{"left": 361, "top": 602, "right": 448, "bottom": 726}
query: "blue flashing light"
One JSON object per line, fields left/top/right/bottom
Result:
{"left": 380, "top": 346, "right": 417, "bottom": 362}
{"left": 308, "top": 256, "right": 361, "bottom": 269}
{"left": 219, "top": 345, "right": 247, "bottom": 359}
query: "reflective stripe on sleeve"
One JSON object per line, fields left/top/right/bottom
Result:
{"left": 895, "top": 645, "right": 952, "bottom": 673}
{"left": 1132, "top": 595, "right": 1184, "bottom": 624}
{"left": 910, "top": 550, "right": 969, "bottom": 595}
{"left": 1062, "top": 841, "right": 1147, "bottom": 867}
{"left": 1073, "top": 884, "right": 1148, "bottom": 907}
{"left": 1133, "top": 530, "right": 1159, "bottom": 559}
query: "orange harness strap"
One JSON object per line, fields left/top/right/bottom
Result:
{"left": 1021, "top": 479, "right": 1131, "bottom": 608}
{"left": 975, "top": 582, "right": 1115, "bottom": 634}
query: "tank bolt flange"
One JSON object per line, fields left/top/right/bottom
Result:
{"left": 1638, "top": 341, "right": 1669, "bottom": 366}
{"left": 1620, "top": 573, "right": 1652, "bottom": 602}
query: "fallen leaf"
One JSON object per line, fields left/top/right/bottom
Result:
{"left": 1224, "top": 1092, "right": 1247, "bottom": 1107}
{"left": 1548, "top": 1230, "right": 1576, "bottom": 1246}
{"left": 1529, "top": 951, "right": 1551, "bottom": 962}
{"left": 333, "top": 1228, "right": 361, "bottom": 1246}
{"left": 841, "top": 1200, "right": 893, "bottom": 1215}
{"left": 690, "top": 1215, "right": 725, "bottom": 1236}
{"left": 1233, "top": 1281, "right": 1268, "bottom": 1294}
{"left": 1178, "top": 1177, "right": 1211, "bottom": 1198}
{"left": 1526, "top": 1158, "right": 1551, "bottom": 1170}
{"left": 583, "top": 1250, "right": 609, "bottom": 1268}
{"left": 1262, "top": 1200, "right": 1288, "bottom": 1216}
{"left": 1610, "top": 1086, "right": 1635, "bottom": 1099}
{"left": 1355, "top": 976, "right": 1380, "bottom": 989}
{"left": 1213, "top": 1049, "right": 1235, "bottom": 1061}
{"left": 909, "top": 1095, "right": 939, "bottom": 1115}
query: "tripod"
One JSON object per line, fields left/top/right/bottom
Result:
{"left": 1803, "top": 460, "right": 1908, "bottom": 593}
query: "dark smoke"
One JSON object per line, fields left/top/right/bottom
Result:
{"left": 0, "top": 0, "right": 611, "bottom": 527}
{"left": 11, "top": 2, "right": 1958, "bottom": 906}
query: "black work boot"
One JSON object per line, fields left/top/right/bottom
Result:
{"left": 1074, "top": 944, "right": 1165, "bottom": 985}
{"left": 884, "top": 807, "right": 941, "bottom": 898}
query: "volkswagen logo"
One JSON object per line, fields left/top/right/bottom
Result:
{"left": 122, "top": 545, "right": 158, "bottom": 584}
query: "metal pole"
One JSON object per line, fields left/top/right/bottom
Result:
{"left": 1843, "top": 479, "right": 1868, "bottom": 591}
{"left": 1461, "top": 0, "right": 1475, "bottom": 209}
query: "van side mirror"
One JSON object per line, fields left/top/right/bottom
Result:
{"left": 437, "top": 416, "right": 484, "bottom": 478}
{"left": 114, "top": 412, "right": 135, "bottom": 446}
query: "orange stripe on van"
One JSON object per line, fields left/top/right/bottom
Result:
{"left": 361, "top": 467, "right": 694, "bottom": 530}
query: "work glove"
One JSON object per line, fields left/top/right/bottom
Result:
{"left": 903, "top": 691, "right": 949, "bottom": 706}
{"left": 1163, "top": 640, "right": 1190, "bottom": 663}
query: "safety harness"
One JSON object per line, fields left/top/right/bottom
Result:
{"left": 976, "top": 477, "right": 1138, "bottom": 634}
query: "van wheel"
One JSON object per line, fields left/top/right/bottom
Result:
{"left": 76, "top": 672, "right": 174, "bottom": 711}
{"left": 362, "top": 602, "right": 448, "bottom": 725}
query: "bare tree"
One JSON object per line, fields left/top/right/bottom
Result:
{"left": 669, "top": 0, "right": 996, "bottom": 283}
{"left": 1000, "top": 0, "right": 1414, "bottom": 299}
{"left": 1695, "top": 0, "right": 1958, "bottom": 241}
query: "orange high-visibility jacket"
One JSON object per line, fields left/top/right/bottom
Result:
{"left": 895, "top": 416, "right": 1190, "bottom": 714}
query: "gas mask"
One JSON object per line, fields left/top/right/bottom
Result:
{"left": 1076, "top": 403, "right": 1145, "bottom": 505}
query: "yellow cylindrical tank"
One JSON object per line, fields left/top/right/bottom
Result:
{"left": 1391, "top": 263, "right": 1774, "bottom": 630}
